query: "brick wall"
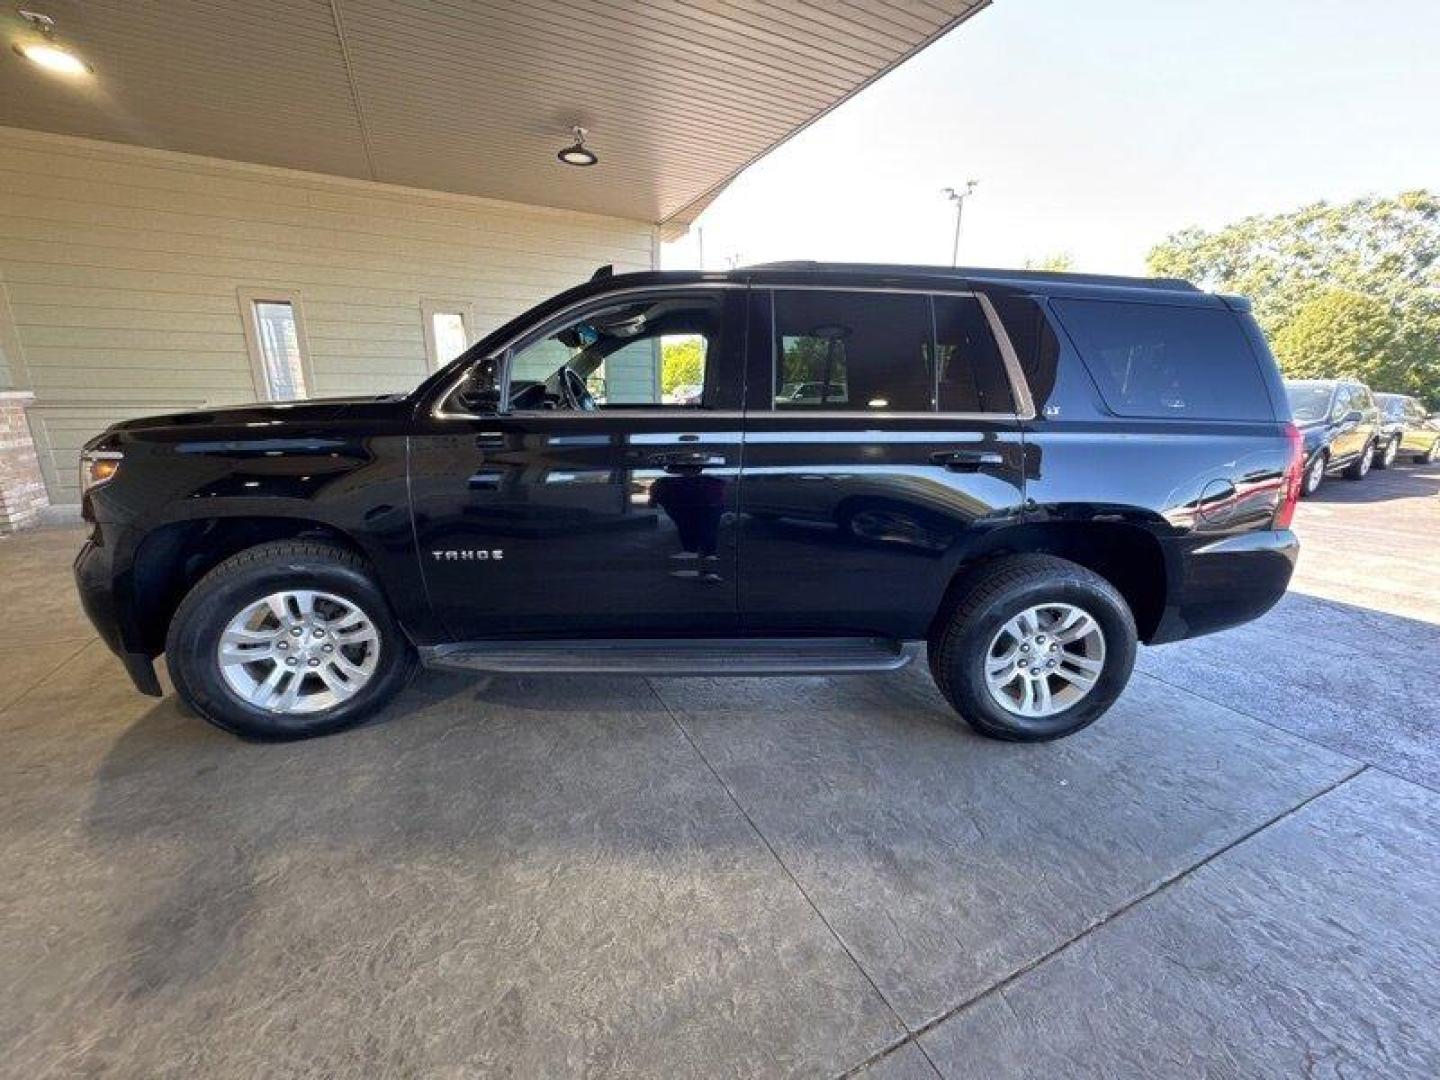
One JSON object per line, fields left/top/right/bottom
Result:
{"left": 0, "top": 392, "right": 49, "bottom": 533}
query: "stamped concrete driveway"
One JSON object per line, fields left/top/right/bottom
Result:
{"left": 2, "top": 462, "right": 1437, "bottom": 1078}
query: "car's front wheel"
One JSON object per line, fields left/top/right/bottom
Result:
{"left": 165, "top": 540, "right": 416, "bottom": 739}
{"left": 1344, "top": 440, "right": 1374, "bottom": 480}
{"left": 929, "top": 555, "right": 1137, "bottom": 741}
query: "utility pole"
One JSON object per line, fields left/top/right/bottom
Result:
{"left": 942, "top": 181, "right": 978, "bottom": 267}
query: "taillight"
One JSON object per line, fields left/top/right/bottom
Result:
{"left": 1275, "top": 422, "right": 1303, "bottom": 529}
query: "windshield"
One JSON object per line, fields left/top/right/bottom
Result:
{"left": 1286, "top": 384, "right": 1333, "bottom": 423}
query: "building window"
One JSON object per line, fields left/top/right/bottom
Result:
{"left": 422, "top": 300, "right": 475, "bottom": 370}
{"left": 238, "top": 288, "right": 313, "bottom": 401}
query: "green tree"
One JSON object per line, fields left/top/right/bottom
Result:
{"left": 1024, "top": 253, "right": 1074, "bottom": 272}
{"left": 661, "top": 336, "right": 704, "bottom": 395}
{"left": 1147, "top": 191, "right": 1440, "bottom": 405}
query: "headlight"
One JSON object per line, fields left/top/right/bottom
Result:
{"left": 80, "top": 449, "right": 123, "bottom": 494}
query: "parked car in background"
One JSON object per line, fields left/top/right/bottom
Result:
{"left": 1284, "top": 379, "right": 1383, "bottom": 494}
{"left": 75, "top": 264, "right": 1303, "bottom": 744}
{"left": 1375, "top": 392, "right": 1440, "bottom": 466}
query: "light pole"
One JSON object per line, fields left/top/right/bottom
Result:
{"left": 943, "top": 181, "right": 978, "bottom": 267}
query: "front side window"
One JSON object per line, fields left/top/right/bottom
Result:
{"left": 504, "top": 293, "right": 722, "bottom": 410}
{"left": 772, "top": 291, "right": 933, "bottom": 411}
{"left": 1332, "top": 386, "right": 1354, "bottom": 420}
{"left": 934, "top": 295, "right": 1014, "bottom": 413}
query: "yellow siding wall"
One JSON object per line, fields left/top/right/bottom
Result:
{"left": 0, "top": 128, "right": 657, "bottom": 504}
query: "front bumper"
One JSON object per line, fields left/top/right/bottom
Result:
{"left": 74, "top": 536, "right": 162, "bottom": 696}
{"left": 1149, "top": 528, "right": 1299, "bottom": 645}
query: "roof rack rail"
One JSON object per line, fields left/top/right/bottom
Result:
{"left": 740, "top": 261, "right": 1199, "bottom": 292}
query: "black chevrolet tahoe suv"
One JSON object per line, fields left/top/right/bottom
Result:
{"left": 75, "top": 263, "right": 1303, "bottom": 743}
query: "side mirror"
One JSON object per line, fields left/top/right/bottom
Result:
{"left": 1344, "top": 409, "right": 1364, "bottom": 424}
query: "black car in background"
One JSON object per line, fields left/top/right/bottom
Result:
{"left": 75, "top": 264, "right": 1303, "bottom": 744}
{"left": 1376, "top": 392, "right": 1440, "bottom": 466}
{"left": 1285, "top": 379, "right": 1383, "bottom": 495}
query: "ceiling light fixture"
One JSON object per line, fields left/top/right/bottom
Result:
{"left": 13, "top": 10, "right": 91, "bottom": 75}
{"left": 557, "top": 126, "right": 598, "bottom": 167}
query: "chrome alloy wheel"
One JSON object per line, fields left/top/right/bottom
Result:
{"left": 1358, "top": 441, "right": 1374, "bottom": 476}
{"left": 984, "top": 603, "right": 1106, "bottom": 719}
{"left": 217, "top": 590, "right": 380, "bottom": 714}
{"left": 1381, "top": 438, "right": 1398, "bottom": 467}
{"left": 1307, "top": 454, "right": 1325, "bottom": 492}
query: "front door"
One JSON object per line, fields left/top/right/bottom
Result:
{"left": 737, "top": 287, "right": 1028, "bottom": 640}
{"left": 410, "top": 288, "right": 746, "bottom": 640}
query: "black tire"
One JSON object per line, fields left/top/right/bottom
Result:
{"left": 928, "top": 554, "right": 1137, "bottom": 742}
{"left": 1374, "top": 437, "right": 1399, "bottom": 470}
{"left": 1301, "top": 452, "right": 1326, "bottom": 497}
{"left": 165, "top": 540, "right": 417, "bottom": 739}
{"left": 1343, "top": 440, "right": 1374, "bottom": 480}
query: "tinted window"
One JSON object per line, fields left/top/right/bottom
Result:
{"left": 933, "top": 296, "right": 1013, "bottom": 413}
{"left": 992, "top": 296, "right": 1059, "bottom": 410}
{"left": 1052, "top": 300, "right": 1273, "bottom": 421}
{"left": 773, "top": 291, "right": 932, "bottom": 411}
{"left": 1332, "top": 386, "right": 1354, "bottom": 419}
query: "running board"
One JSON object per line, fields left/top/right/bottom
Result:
{"left": 422, "top": 637, "right": 920, "bottom": 677}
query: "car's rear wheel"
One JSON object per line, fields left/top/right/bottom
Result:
{"left": 929, "top": 555, "right": 1137, "bottom": 741}
{"left": 1375, "top": 437, "right": 1399, "bottom": 470}
{"left": 1301, "top": 452, "right": 1326, "bottom": 496}
{"left": 166, "top": 540, "right": 416, "bottom": 739}
{"left": 1344, "top": 440, "right": 1374, "bottom": 480}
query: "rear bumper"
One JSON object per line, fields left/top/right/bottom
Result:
{"left": 1149, "top": 529, "right": 1298, "bottom": 645}
{"left": 74, "top": 535, "right": 162, "bottom": 696}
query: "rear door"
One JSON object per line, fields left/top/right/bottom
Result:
{"left": 736, "top": 286, "right": 1028, "bottom": 640}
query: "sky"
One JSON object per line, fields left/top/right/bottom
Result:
{"left": 663, "top": 0, "right": 1440, "bottom": 275}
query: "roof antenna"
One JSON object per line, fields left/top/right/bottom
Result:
{"left": 590, "top": 264, "right": 613, "bottom": 282}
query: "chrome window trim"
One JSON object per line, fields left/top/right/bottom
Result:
{"left": 433, "top": 280, "right": 1039, "bottom": 424}
{"left": 973, "top": 291, "right": 1037, "bottom": 421}
{"left": 753, "top": 411, "right": 1018, "bottom": 422}
{"left": 432, "top": 283, "right": 746, "bottom": 421}
{"left": 764, "top": 286, "right": 1037, "bottom": 422}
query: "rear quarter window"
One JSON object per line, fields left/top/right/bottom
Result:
{"left": 1051, "top": 299, "right": 1274, "bottom": 421}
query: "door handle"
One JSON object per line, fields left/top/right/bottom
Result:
{"left": 474, "top": 431, "right": 505, "bottom": 449}
{"left": 930, "top": 450, "right": 1004, "bottom": 471}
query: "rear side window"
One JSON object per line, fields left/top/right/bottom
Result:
{"left": 991, "top": 296, "right": 1059, "bottom": 409}
{"left": 1052, "top": 299, "right": 1273, "bottom": 421}
{"left": 769, "top": 289, "right": 1016, "bottom": 413}
{"left": 773, "top": 291, "right": 932, "bottom": 411}
{"left": 933, "top": 296, "right": 1014, "bottom": 413}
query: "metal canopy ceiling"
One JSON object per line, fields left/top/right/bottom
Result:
{"left": 0, "top": 1, "right": 986, "bottom": 234}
